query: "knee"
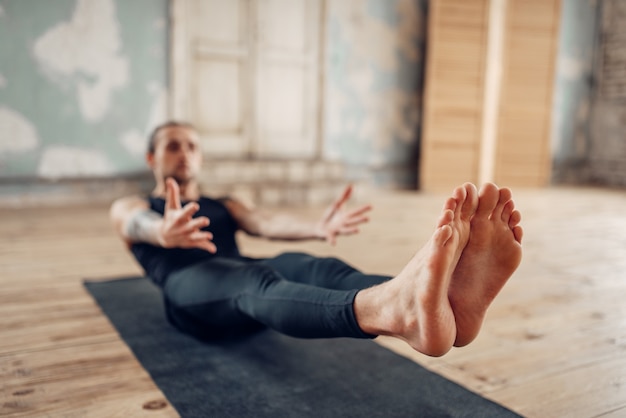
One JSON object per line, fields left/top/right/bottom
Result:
{"left": 163, "top": 275, "right": 197, "bottom": 307}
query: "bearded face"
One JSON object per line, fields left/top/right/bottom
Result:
{"left": 148, "top": 126, "right": 203, "bottom": 187}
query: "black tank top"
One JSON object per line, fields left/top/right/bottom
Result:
{"left": 131, "top": 196, "right": 241, "bottom": 286}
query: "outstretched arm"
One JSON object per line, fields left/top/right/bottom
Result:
{"left": 225, "top": 184, "right": 372, "bottom": 245}
{"left": 109, "top": 178, "right": 216, "bottom": 252}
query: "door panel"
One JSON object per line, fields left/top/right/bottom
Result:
{"left": 261, "top": 0, "right": 307, "bottom": 51}
{"left": 171, "top": 0, "right": 322, "bottom": 159}
{"left": 255, "top": 0, "right": 320, "bottom": 158}
{"left": 191, "top": 57, "right": 248, "bottom": 155}
{"left": 188, "top": 0, "right": 246, "bottom": 46}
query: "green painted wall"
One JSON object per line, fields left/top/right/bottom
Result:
{"left": 0, "top": 0, "right": 427, "bottom": 202}
{"left": 0, "top": 0, "right": 168, "bottom": 180}
{"left": 324, "top": 0, "right": 427, "bottom": 189}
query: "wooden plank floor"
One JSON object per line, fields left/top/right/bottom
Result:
{"left": 1, "top": 186, "right": 625, "bottom": 417}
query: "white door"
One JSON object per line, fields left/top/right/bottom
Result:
{"left": 254, "top": 0, "right": 321, "bottom": 158}
{"left": 171, "top": 0, "right": 322, "bottom": 159}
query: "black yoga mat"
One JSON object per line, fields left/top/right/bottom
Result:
{"left": 84, "top": 277, "right": 522, "bottom": 418}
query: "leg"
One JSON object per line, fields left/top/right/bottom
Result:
{"left": 260, "top": 252, "right": 391, "bottom": 291}
{"left": 449, "top": 183, "right": 523, "bottom": 347}
{"left": 353, "top": 183, "right": 478, "bottom": 357}
{"left": 163, "top": 257, "right": 373, "bottom": 340}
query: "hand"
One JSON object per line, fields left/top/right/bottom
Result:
{"left": 158, "top": 178, "right": 217, "bottom": 253}
{"left": 316, "top": 184, "right": 372, "bottom": 245}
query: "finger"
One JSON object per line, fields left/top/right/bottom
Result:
{"left": 192, "top": 240, "right": 217, "bottom": 253}
{"left": 339, "top": 226, "right": 359, "bottom": 235}
{"left": 342, "top": 215, "right": 369, "bottom": 227}
{"left": 169, "top": 229, "right": 212, "bottom": 244}
{"left": 326, "top": 185, "right": 353, "bottom": 221}
{"left": 175, "top": 201, "right": 200, "bottom": 224}
{"left": 205, "top": 243, "right": 218, "bottom": 253}
{"left": 182, "top": 216, "right": 210, "bottom": 232}
{"left": 338, "top": 184, "right": 353, "bottom": 203}
{"left": 174, "top": 232, "right": 214, "bottom": 250}
{"left": 346, "top": 204, "right": 372, "bottom": 218}
{"left": 188, "top": 230, "right": 214, "bottom": 242}
{"left": 185, "top": 231, "right": 216, "bottom": 253}
{"left": 166, "top": 178, "right": 182, "bottom": 210}
{"left": 335, "top": 184, "right": 353, "bottom": 209}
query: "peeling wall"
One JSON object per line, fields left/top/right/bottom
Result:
{"left": 0, "top": 0, "right": 167, "bottom": 182}
{"left": 553, "top": 0, "right": 626, "bottom": 188}
{"left": 3, "top": 0, "right": 622, "bottom": 203}
{"left": 1, "top": 0, "right": 427, "bottom": 200}
{"left": 324, "top": 0, "right": 427, "bottom": 189}
{"left": 587, "top": 0, "right": 626, "bottom": 186}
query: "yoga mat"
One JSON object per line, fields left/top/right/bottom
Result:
{"left": 84, "top": 277, "right": 522, "bottom": 418}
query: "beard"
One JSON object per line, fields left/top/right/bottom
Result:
{"left": 168, "top": 174, "right": 192, "bottom": 187}
{"left": 163, "top": 167, "right": 195, "bottom": 187}
{"left": 173, "top": 163, "right": 198, "bottom": 183}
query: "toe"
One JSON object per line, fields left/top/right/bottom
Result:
{"left": 512, "top": 225, "right": 523, "bottom": 243}
{"left": 450, "top": 185, "right": 467, "bottom": 220}
{"left": 434, "top": 224, "right": 453, "bottom": 247}
{"left": 475, "top": 183, "right": 499, "bottom": 218}
{"left": 453, "top": 185, "right": 467, "bottom": 208}
{"left": 493, "top": 188, "right": 512, "bottom": 219}
{"left": 460, "top": 183, "right": 478, "bottom": 220}
{"left": 509, "top": 209, "right": 522, "bottom": 228}
{"left": 437, "top": 208, "right": 454, "bottom": 228}
{"left": 501, "top": 200, "right": 514, "bottom": 223}
{"left": 443, "top": 196, "right": 457, "bottom": 214}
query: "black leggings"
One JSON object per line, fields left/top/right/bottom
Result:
{"left": 162, "top": 252, "right": 391, "bottom": 341}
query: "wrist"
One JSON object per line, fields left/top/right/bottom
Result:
{"left": 155, "top": 219, "right": 172, "bottom": 248}
{"left": 126, "top": 209, "right": 165, "bottom": 246}
{"left": 313, "top": 222, "right": 327, "bottom": 241}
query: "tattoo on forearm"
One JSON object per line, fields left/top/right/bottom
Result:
{"left": 125, "top": 209, "right": 162, "bottom": 244}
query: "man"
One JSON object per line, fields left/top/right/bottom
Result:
{"left": 110, "top": 121, "right": 523, "bottom": 357}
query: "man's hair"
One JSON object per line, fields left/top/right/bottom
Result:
{"left": 147, "top": 121, "right": 197, "bottom": 154}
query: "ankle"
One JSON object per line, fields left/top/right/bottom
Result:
{"left": 354, "top": 282, "right": 404, "bottom": 337}
{"left": 353, "top": 286, "right": 386, "bottom": 336}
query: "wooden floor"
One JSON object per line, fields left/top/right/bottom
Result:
{"left": 1, "top": 186, "right": 625, "bottom": 417}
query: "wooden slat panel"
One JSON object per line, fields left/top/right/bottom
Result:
{"left": 420, "top": 0, "right": 488, "bottom": 190}
{"left": 494, "top": 0, "right": 560, "bottom": 187}
{"left": 423, "top": 146, "right": 479, "bottom": 183}
{"left": 426, "top": 109, "right": 483, "bottom": 145}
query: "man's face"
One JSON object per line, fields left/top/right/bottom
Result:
{"left": 147, "top": 126, "right": 202, "bottom": 186}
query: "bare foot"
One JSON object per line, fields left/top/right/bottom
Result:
{"left": 354, "top": 184, "right": 477, "bottom": 357}
{"left": 449, "top": 183, "right": 523, "bottom": 347}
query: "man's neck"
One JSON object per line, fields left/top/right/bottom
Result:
{"left": 178, "top": 183, "right": 201, "bottom": 201}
